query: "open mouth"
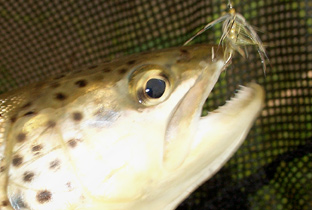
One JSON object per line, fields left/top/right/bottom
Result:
{"left": 157, "top": 80, "right": 264, "bottom": 210}
{"left": 193, "top": 83, "right": 265, "bottom": 150}
{"left": 163, "top": 61, "right": 264, "bottom": 170}
{"left": 163, "top": 60, "right": 225, "bottom": 170}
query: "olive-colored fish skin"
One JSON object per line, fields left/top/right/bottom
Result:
{"left": 0, "top": 44, "right": 264, "bottom": 210}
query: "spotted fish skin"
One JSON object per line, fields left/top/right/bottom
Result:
{"left": 0, "top": 45, "right": 264, "bottom": 210}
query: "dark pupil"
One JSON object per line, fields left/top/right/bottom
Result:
{"left": 145, "top": 79, "right": 166, "bottom": 98}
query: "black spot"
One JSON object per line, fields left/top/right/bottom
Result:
{"left": 10, "top": 115, "right": 17, "bottom": 123}
{"left": 67, "top": 139, "right": 77, "bottom": 148}
{"left": 66, "top": 182, "right": 72, "bottom": 190}
{"left": 88, "top": 65, "right": 98, "bottom": 69}
{"left": 1, "top": 200, "right": 9, "bottom": 206}
{"left": 46, "top": 120, "right": 56, "bottom": 128}
{"left": 75, "top": 80, "right": 88, "bottom": 88}
{"left": 55, "top": 93, "right": 67, "bottom": 101}
{"left": 180, "top": 49, "right": 189, "bottom": 54}
{"left": 118, "top": 68, "right": 127, "bottom": 74}
{"left": 177, "top": 49, "right": 191, "bottom": 63}
{"left": 32, "top": 145, "right": 43, "bottom": 153}
{"left": 23, "top": 171, "right": 34, "bottom": 182}
{"left": 49, "top": 159, "right": 60, "bottom": 170}
{"left": 36, "top": 190, "right": 52, "bottom": 203}
{"left": 21, "top": 102, "right": 32, "bottom": 109}
{"left": 72, "top": 112, "right": 83, "bottom": 121}
{"left": 127, "top": 60, "right": 136, "bottom": 65}
{"left": 24, "top": 111, "right": 36, "bottom": 116}
{"left": 17, "top": 132, "right": 26, "bottom": 142}
{"left": 102, "top": 68, "right": 111, "bottom": 73}
{"left": 0, "top": 166, "right": 5, "bottom": 173}
{"left": 50, "top": 82, "right": 60, "bottom": 88}
{"left": 12, "top": 155, "right": 23, "bottom": 167}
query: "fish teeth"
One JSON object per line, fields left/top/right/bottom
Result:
{"left": 211, "top": 84, "right": 257, "bottom": 116}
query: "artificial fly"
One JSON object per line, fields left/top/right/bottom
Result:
{"left": 184, "top": 0, "right": 269, "bottom": 74}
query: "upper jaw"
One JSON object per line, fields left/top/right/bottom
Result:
{"left": 163, "top": 59, "right": 226, "bottom": 170}
{"left": 192, "top": 83, "right": 265, "bottom": 154}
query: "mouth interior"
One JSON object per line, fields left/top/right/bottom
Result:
{"left": 191, "top": 83, "right": 264, "bottom": 151}
{"left": 163, "top": 64, "right": 224, "bottom": 170}
{"left": 157, "top": 83, "right": 264, "bottom": 210}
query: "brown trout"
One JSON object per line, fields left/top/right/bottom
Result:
{"left": 0, "top": 44, "right": 264, "bottom": 210}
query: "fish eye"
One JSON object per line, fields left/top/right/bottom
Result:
{"left": 145, "top": 78, "right": 166, "bottom": 99}
{"left": 128, "top": 65, "right": 172, "bottom": 106}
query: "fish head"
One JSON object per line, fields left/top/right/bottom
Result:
{"left": 0, "top": 45, "right": 264, "bottom": 210}
{"left": 110, "top": 46, "right": 264, "bottom": 209}
{"left": 69, "top": 45, "right": 228, "bottom": 206}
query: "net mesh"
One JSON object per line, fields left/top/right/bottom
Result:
{"left": 1, "top": 0, "right": 311, "bottom": 209}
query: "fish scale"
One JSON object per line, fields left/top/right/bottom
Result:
{"left": 0, "top": 47, "right": 187, "bottom": 209}
{"left": 0, "top": 45, "right": 264, "bottom": 210}
{"left": 7, "top": 105, "right": 82, "bottom": 209}
{"left": 3, "top": 75, "right": 125, "bottom": 209}
{"left": 0, "top": 57, "right": 134, "bottom": 209}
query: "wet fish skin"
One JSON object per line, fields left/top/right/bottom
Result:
{"left": 0, "top": 44, "right": 264, "bottom": 210}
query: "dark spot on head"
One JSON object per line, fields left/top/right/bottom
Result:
{"left": 66, "top": 182, "right": 73, "bottom": 190}
{"left": 127, "top": 60, "right": 136, "bottom": 65}
{"left": 118, "top": 68, "right": 127, "bottom": 74}
{"left": 102, "top": 68, "right": 111, "bottom": 73}
{"left": 10, "top": 115, "right": 17, "bottom": 123}
{"left": 24, "top": 111, "right": 36, "bottom": 116}
{"left": 67, "top": 139, "right": 78, "bottom": 148}
{"left": 1, "top": 200, "right": 9, "bottom": 206}
{"left": 54, "top": 74, "right": 65, "bottom": 80}
{"left": 72, "top": 112, "right": 83, "bottom": 121}
{"left": 32, "top": 145, "right": 43, "bottom": 155}
{"left": 12, "top": 155, "right": 23, "bottom": 167}
{"left": 180, "top": 49, "right": 188, "bottom": 53}
{"left": 46, "top": 120, "right": 56, "bottom": 128}
{"left": 50, "top": 82, "right": 60, "bottom": 89}
{"left": 49, "top": 159, "right": 60, "bottom": 170}
{"left": 88, "top": 65, "right": 98, "bottom": 69}
{"left": 23, "top": 171, "right": 34, "bottom": 182}
{"left": 0, "top": 166, "right": 6, "bottom": 173}
{"left": 75, "top": 80, "right": 88, "bottom": 88}
{"left": 177, "top": 49, "right": 191, "bottom": 63}
{"left": 17, "top": 132, "right": 26, "bottom": 142}
{"left": 21, "top": 102, "right": 32, "bottom": 109}
{"left": 55, "top": 93, "right": 67, "bottom": 101}
{"left": 36, "top": 190, "right": 52, "bottom": 203}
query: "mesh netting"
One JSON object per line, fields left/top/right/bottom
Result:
{"left": 1, "top": 0, "right": 311, "bottom": 209}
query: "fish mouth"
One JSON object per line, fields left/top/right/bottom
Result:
{"left": 163, "top": 59, "right": 226, "bottom": 170}
{"left": 193, "top": 83, "right": 265, "bottom": 153}
{"left": 163, "top": 59, "right": 264, "bottom": 171}
{"left": 160, "top": 82, "right": 264, "bottom": 210}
